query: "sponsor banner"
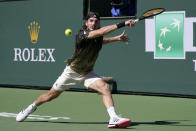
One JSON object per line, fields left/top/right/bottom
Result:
{"left": 145, "top": 11, "right": 196, "bottom": 71}
{"left": 13, "top": 20, "right": 56, "bottom": 63}
{"left": 155, "top": 13, "right": 184, "bottom": 59}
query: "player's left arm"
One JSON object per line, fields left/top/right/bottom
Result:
{"left": 102, "top": 30, "right": 129, "bottom": 45}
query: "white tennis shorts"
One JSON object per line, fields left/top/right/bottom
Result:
{"left": 53, "top": 66, "right": 102, "bottom": 91}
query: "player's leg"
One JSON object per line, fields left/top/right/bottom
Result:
{"left": 88, "top": 79, "right": 114, "bottom": 109}
{"left": 16, "top": 87, "right": 63, "bottom": 122}
{"left": 84, "top": 74, "right": 131, "bottom": 128}
{"left": 34, "top": 87, "right": 62, "bottom": 106}
{"left": 16, "top": 66, "right": 74, "bottom": 122}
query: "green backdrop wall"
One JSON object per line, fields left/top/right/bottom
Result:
{"left": 0, "top": 0, "right": 196, "bottom": 96}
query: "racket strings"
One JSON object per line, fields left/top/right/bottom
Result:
{"left": 143, "top": 8, "right": 165, "bottom": 17}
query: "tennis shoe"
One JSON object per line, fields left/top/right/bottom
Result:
{"left": 16, "top": 105, "right": 37, "bottom": 122}
{"left": 107, "top": 116, "right": 131, "bottom": 128}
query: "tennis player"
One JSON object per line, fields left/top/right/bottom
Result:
{"left": 16, "top": 12, "right": 135, "bottom": 128}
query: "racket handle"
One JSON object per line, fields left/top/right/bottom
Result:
{"left": 134, "top": 19, "right": 139, "bottom": 22}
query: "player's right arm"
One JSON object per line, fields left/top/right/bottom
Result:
{"left": 87, "top": 20, "right": 135, "bottom": 39}
{"left": 87, "top": 24, "right": 118, "bottom": 39}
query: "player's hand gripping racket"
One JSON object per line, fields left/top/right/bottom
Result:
{"left": 134, "top": 8, "right": 165, "bottom": 22}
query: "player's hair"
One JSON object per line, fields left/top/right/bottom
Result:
{"left": 83, "top": 12, "right": 100, "bottom": 30}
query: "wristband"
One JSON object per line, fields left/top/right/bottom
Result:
{"left": 116, "top": 21, "right": 125, "bottom": 28}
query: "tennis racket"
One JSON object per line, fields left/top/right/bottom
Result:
{"left": 134, "top": 8, "right": 165, "bottom": 22}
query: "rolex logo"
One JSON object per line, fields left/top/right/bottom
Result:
{"left": 28, "top": 21, "right": 40, "bottom": 44}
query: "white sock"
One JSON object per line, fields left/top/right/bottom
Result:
{"left": 107, "top": 106, "right": 118, "bottom": 118}
{"left": 26, "top": 102, "right": 37, "bottom": 113}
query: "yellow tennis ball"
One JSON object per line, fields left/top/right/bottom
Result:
{"left": 65, "top": 29, "right": 72, "bottom": 36}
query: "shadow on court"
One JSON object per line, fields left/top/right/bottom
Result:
{"left": 24, "top": 120, "right": 196, "bottom": 127}
{"left": 131, "top": 120, "right": 180, "bottom": 126}
{"left": 131, "top": 120, "right": 196, "bottom": 127}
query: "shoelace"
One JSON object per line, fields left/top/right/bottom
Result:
{"left": 112, "top": 114, "right": 123, "bottom": 123}
{"left": 113, "top": 117, "right": 120, "bottom": 122}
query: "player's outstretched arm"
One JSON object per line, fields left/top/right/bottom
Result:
{"left": 88, "top": 20, "right": 135, "bottom": 39}
{"left": 88, "top": 24, "right": 117, "bottom": 38}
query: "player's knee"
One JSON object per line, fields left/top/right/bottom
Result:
{"left": 100, "top": 83, "right": 111, "bottom": 95}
